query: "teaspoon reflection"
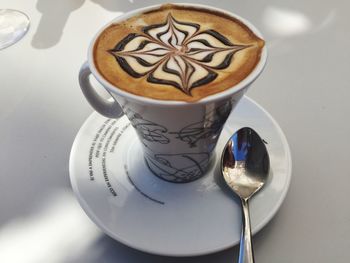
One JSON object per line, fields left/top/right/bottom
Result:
{"left": 221, "top": 127, "right": 269, "bottom": 263}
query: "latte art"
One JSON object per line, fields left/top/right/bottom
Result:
{"left": 108, "top": 14, "right": 247, "bottom": 94}
{"left": 94, "top": 4, "right": 265, "bottom": 101}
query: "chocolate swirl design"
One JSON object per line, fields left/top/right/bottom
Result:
{"left": 109, "top": 13, "right": 247, "bottom": 95}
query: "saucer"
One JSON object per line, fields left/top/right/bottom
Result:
{"left": 69, "top": 96, "right": 292, "bottom": 257}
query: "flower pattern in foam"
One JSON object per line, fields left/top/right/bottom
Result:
{"left": 109, "top": 13, "right": 247, "bottom": 95}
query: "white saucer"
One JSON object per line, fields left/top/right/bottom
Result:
{"left": 69, "top": 96, "right": 292, "bottom": 257}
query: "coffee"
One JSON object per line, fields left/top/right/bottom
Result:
{"left": 94, "top": 4, "right": 264, "bottom": 102}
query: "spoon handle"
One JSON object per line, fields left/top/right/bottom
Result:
{"left": 238, "top": 199, "right": 255, "bottom": 263}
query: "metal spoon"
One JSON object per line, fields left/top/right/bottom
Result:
{"left": 221, "top": 127, "right": 270, "bottom": 263}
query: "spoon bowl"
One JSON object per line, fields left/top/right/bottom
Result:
{"left": 221, "top": 127, "right": 269, "bottom": 263}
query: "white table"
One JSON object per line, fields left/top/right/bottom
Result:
{"left": 1, "top": 1, "right": 349, "bottom": 262}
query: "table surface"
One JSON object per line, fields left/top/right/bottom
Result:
{"left": 1, "top": 1, "right": 349, "bottom": 262}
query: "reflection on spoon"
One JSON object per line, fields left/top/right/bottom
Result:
{"left": 221, "top": 127, "right": 270, "bottom": 263}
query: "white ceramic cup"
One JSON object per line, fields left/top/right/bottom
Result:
{"left": 79, "top": 3, "right": 267, "bottom": 183}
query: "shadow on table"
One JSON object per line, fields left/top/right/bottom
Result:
{"left": 32, "top": 0, "right": 84, "bottom": 49}
{"left": 31, "top": 0, "right": 335, "bottom": 50}
{"left": 30, "top": 0, "right": 217, "bottom": 49}
{"left": 31, "top": 0, "right": 158, "bottom": 49}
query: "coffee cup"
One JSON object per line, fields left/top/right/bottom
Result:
{"left": 79, "top": 3, "right": 267, "bottom": 183}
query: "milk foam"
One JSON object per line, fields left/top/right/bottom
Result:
{"left": 109, "top": 13, "right": 247, "bottom": 94}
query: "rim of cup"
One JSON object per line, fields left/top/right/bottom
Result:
{"left": 87, "top": 3, "right": 267, "bottom": 107}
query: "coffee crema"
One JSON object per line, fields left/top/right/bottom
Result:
{"left": 94, "top": 4, "right": 265, "bottom": 102}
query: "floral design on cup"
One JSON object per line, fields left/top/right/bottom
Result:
{"left": 171, "top": 102, "right": 233, "bottom": 147}
{"left": 109, "top": 13, "right": 247, "bottom": 94}
{"left": 145, "top": 152, "right": 210, "bottom": 183}
{"left": 126, "top": 111, "right": 170, "bottom": 144}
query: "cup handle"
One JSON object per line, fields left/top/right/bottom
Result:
{"left": 79, "top": 61, "right": 123, "bottom": 118}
